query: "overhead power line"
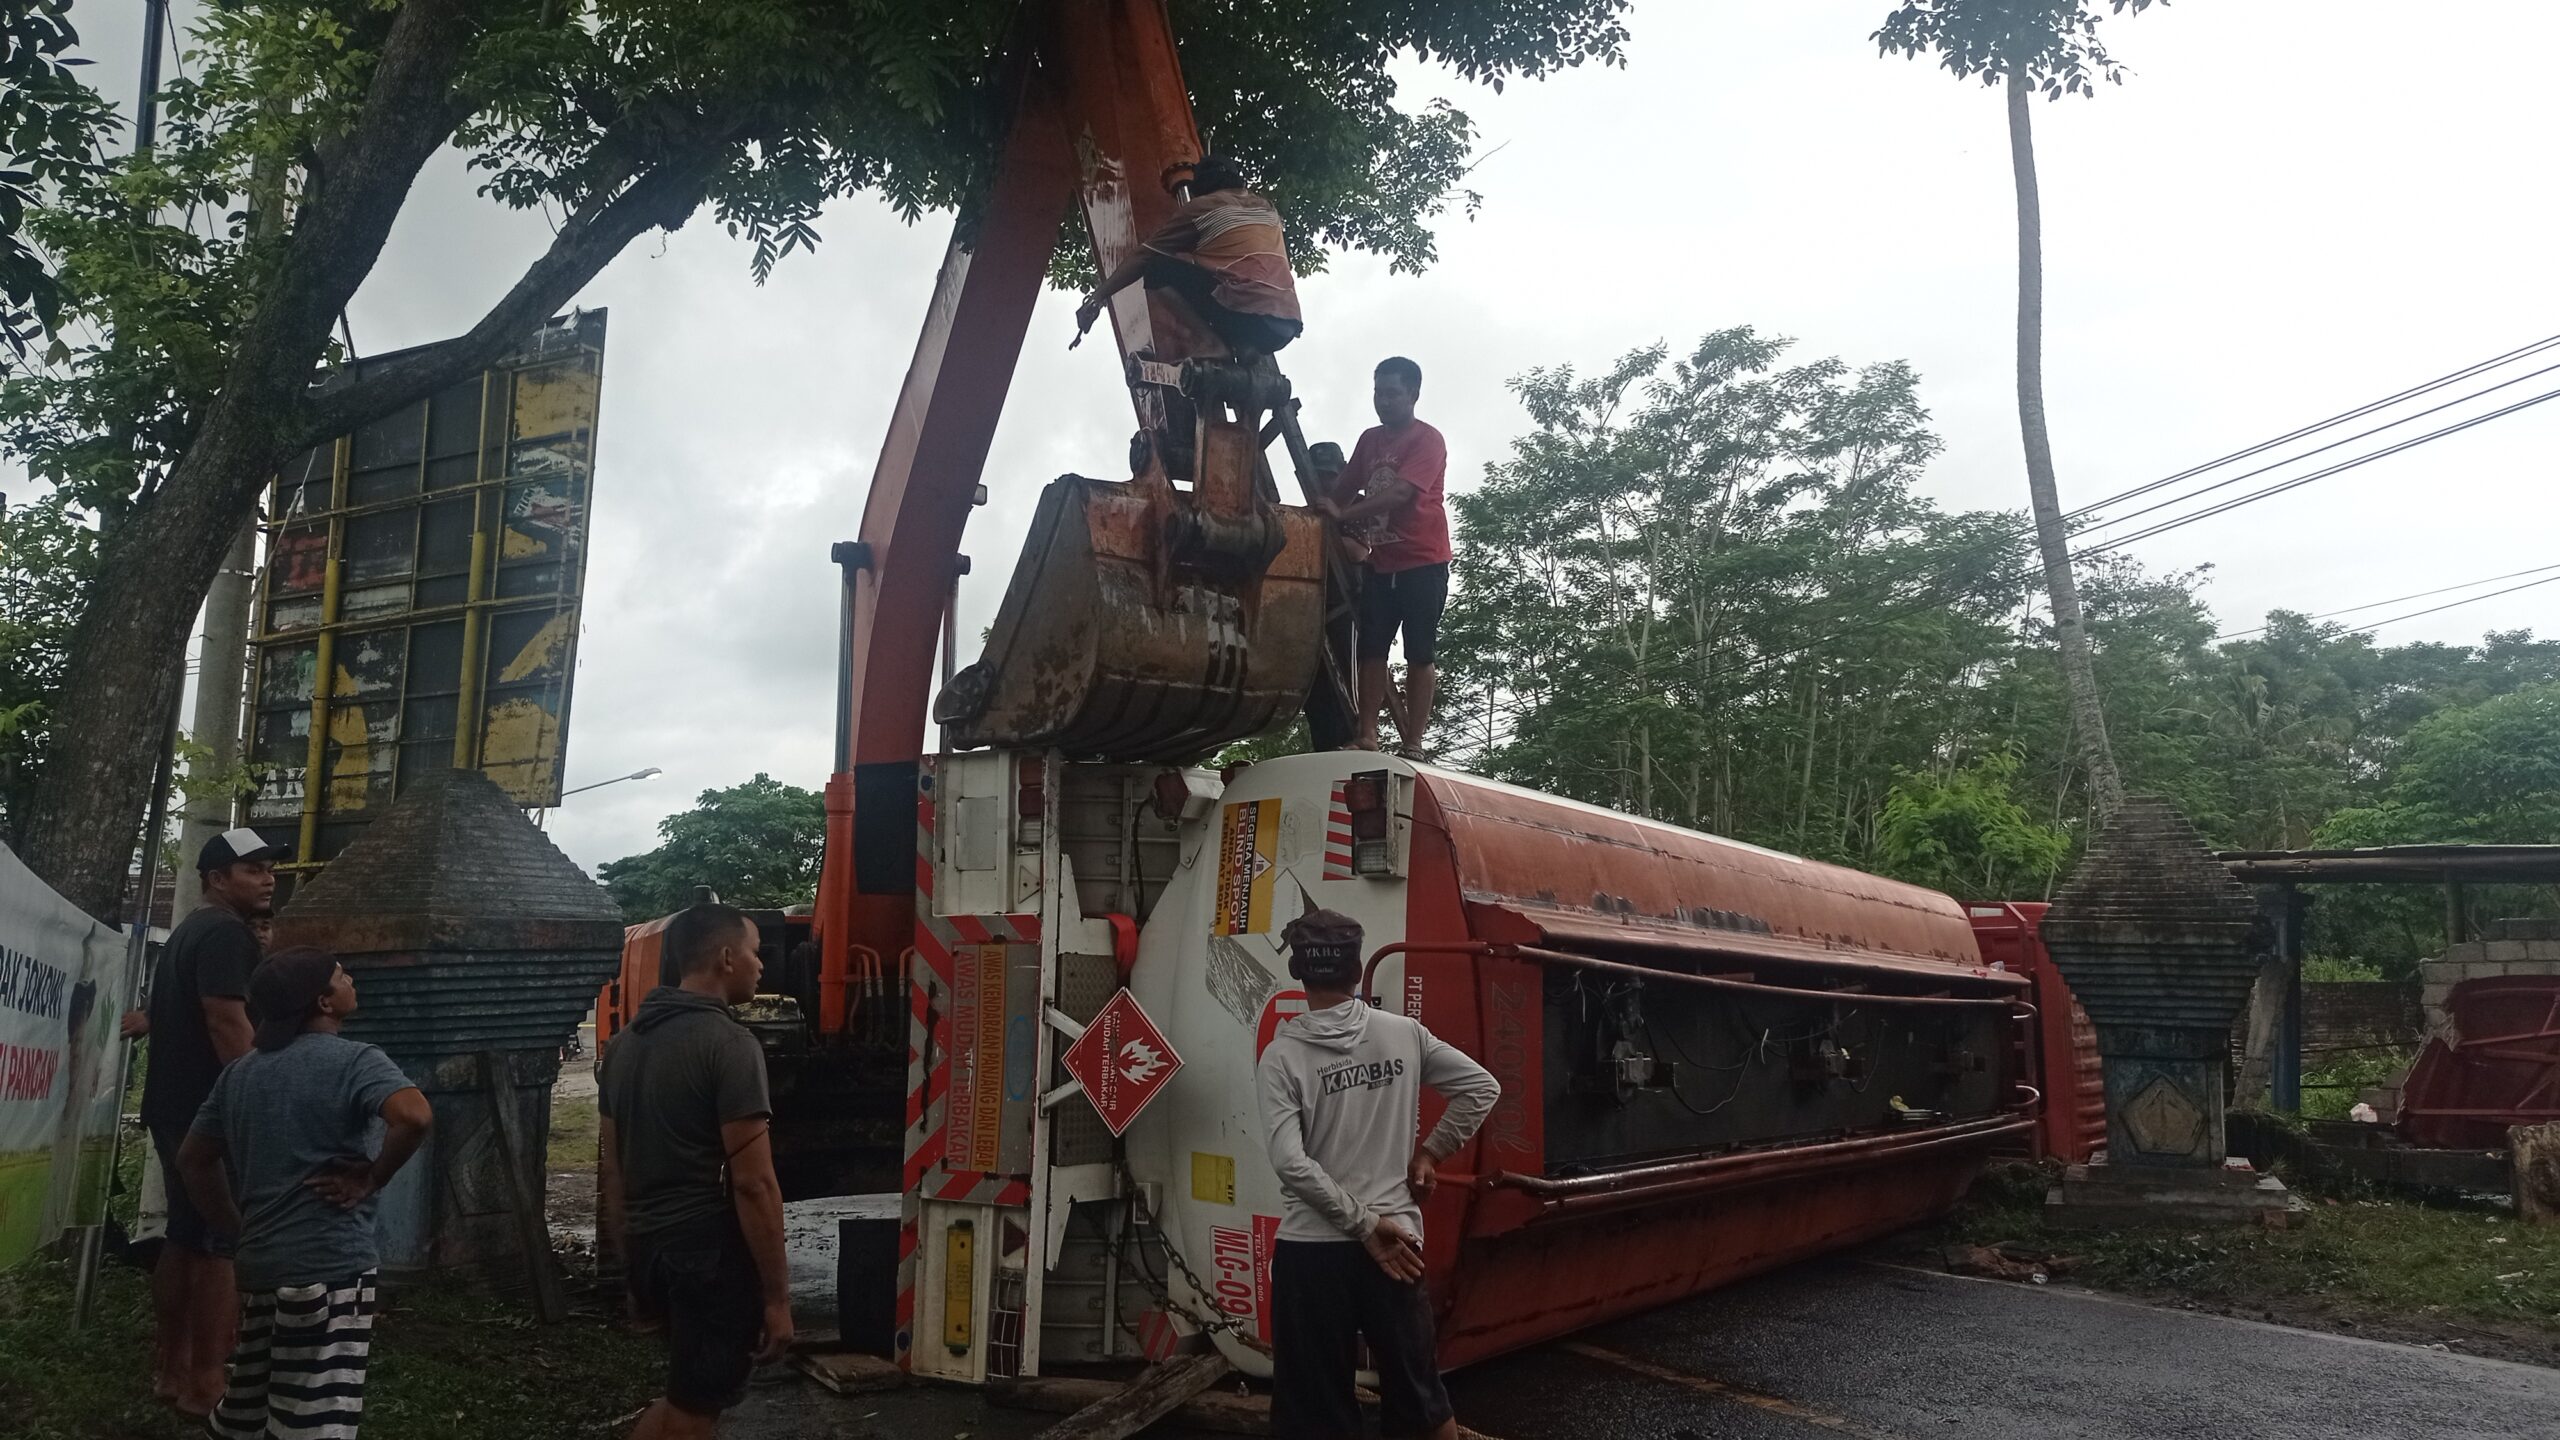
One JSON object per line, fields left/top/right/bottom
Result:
{"left": 1458, "top": 330, "right": 2560, "bottom": 713}
{"left": 2060, "top": 332, "right": 2560, "bottom": 524}
{"left": 2073, "top": 382, "right": 2560, "bottom": 554}
{"left": 1717, "top": 332, "right": 2560, "bottom": 650}
{"left": 2215, "top": 561, "right": 2560, "bottom": 641}
{"left": 2068, "top": 360, "right": 2560, "bottom": 538}
{"left": 1694, "top": 372, "right": 2560, "bottom": 686}
{"left": 2335, "top": 571, "right": 2560, "bottom": 640}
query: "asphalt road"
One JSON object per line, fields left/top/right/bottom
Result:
{"left": 728, "top": 1243, "right": 2559, "bottom": 1440}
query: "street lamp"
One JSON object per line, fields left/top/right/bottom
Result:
{"left": 560, "top": 766, "right": 663, "bottom": 799}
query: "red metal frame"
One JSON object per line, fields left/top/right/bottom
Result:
{"left": 1376, "top": 771, "right": 2039, "bottom": 1368}
{"left": 2399, "top": 976, "right": 2560, "bottom": 1148}
{"left": 816, "top": 1, "right": 1248, "bottom": 1026}
{"left": 1968, "top": 901, "right": 2108, "bottom": 1164}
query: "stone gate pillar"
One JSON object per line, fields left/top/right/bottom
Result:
{"left": 2040, "top": 797, "right": 2289, "bottom": 1224}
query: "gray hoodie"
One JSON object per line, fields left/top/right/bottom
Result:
{"left": 1255, "top": 999, "right": 1501, "bottom": 1245}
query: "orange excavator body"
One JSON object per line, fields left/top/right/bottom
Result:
{"left": 813, "top": 1, "right": 1337, "bottom": 1039}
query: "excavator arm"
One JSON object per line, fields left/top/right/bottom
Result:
{"left": 814, "top": 0, "right": 1350, "bottom": 1033}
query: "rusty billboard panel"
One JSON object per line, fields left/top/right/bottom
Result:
{"left": 243, "top": 310, "right": 607, "bottom": 867}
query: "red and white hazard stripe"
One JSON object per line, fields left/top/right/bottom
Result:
{"left": 895, "top": 759, "right": 1045, "bottom": 1365}
{"left": 1323, "top": 781, "right": 1355, "bottom": 880}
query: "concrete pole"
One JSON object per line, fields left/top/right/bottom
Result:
{"left": 173, "top": 522, "right": 256, "bottom": 915}
{"left": 175, "top": 127, "right": 286, "bottom": 912}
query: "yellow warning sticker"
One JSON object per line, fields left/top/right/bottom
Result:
{"left": 1192, "top": 1151, "right": 1237, "bottom": 1206}
{"left": 1213, "top": 799, "right": 1280, "bottom": 935}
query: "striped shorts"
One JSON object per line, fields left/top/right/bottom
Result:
{"left": 208, "top": 1272, "right": 377, "bottom": 1440}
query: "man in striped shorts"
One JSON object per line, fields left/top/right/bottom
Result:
{"left": 179, "top": 949, "right": 433, "bottom": 1438}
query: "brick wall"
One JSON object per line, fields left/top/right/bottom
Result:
{"left": 2420, "top": 917, "right": 2560, "bottom": 1031}
{"left": 2227, "top": 981, "right": 2422, "bottom": 1068}
{"left": 2305, "top": 981, "right": 2422, "bottom": 1060}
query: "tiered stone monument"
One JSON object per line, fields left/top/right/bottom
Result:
{"left": 2039, "top": 796, "right": 2291, "bottom": 1226}
{"left": 274, "top": 768, "right": 625, "bottom": 1283}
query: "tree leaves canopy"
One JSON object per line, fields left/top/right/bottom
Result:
{"left": 596, "top": 772, "right": 825, "bottom": 922}
{"left": 0, "top": 0, "right": 1630, "bottom": 906}
{"left": 1872, "top": 0, "right": 2161, "bottom": 97}
{"left": 0, "top": 0, "right": 110, "bottom": 356}
{"left": 1435, "top": 326, "right": 2560, "bottom": 974}
{"left": 9, "top": 0, "right": 1632, "bottom": 508}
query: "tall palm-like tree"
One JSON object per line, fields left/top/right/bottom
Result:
{"left": 1876, "top": 0, "right": 2158, "bottom": 816}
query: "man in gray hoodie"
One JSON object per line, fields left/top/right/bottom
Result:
{"left": 1256, "top": 909, "right": 1501, "bottom": 1440}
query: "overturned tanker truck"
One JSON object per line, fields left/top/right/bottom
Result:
{"left": 599, "top": 0, "right": 2050, "bottom": 1387}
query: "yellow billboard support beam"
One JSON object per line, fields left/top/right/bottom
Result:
{"left": 293, "top": 438, "right": 350, "bottom": 866}
{"left": 452, "top": 370, "right": 496, "bottom": 769}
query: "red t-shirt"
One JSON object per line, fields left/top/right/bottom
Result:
{"left": 1334, "top": 420, "right": 1450, "bottom": 573}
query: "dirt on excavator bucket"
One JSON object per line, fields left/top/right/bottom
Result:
{"left": 935, "top": 473, "right": 1327, "bottom": 761}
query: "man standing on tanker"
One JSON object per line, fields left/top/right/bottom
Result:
{"left": 1257, "top": 909, "right": 1500, "bottom": 1440}
{"left": 1321, "top": 357, "right": 1450, "bottom": 758}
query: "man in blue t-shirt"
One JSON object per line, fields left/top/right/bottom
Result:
{"left": 179, "top": 948, "right": 433, "bottom": 1440}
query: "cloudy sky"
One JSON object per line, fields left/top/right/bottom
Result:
{"left": 60, "top": 1, "right": 2560, "bottom": 874}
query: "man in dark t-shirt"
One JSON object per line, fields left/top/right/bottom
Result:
{"left": 600, "top": 901, "right": 792, "bottom": 1438}
{"left": 137, "top": 826, "right": 283, "bottom": 1417}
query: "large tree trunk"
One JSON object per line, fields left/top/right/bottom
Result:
{"left": 2007, "top": 71, "right": 2125, "bottom": 816}
{"left": 13, "top": 0, "right": 742, "bottom": 917}
{"left": 19, "top": 416, "right": 290, "bottom": 916}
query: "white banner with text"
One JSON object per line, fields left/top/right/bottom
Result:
{"left": 0, "top": 842, "right": 131, "bottom": 1266}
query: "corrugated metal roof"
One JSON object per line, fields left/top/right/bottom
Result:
{"left": 2218, "top": 844, "right": 2560, "bottom": 884}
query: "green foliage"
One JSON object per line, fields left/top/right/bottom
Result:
{"left": 1872, "top": 0, "right": 2162, "bottom": 98}
{"left": 2297, "top": 681, "right": 2560, "bottom": 977}
{"left": 2301, "top": 954, "right": 2383, "bottom": 983}
{"left": 596, "top": 773, "right": 825, "bottom": 921}
{"left": 0, "top": 1254, "right": 660, "bottom": 1440}
{"left": 2299, "top": 1046, "right": 2416, "bottom": 1123}
{"left": 1436, "top": 327, "right": 2037, "bottom": 864}
{"left": 0, "top": 0, "right": 111, "bottom": 356}
{"left": 0, "top": 492, "right": 97, "bottom": 827}
{"left": 1877, "top": 751, "right": 2069, "bottom": 901}
{"left": 0, "top": 0, "right": 1633, "bottom": 888}
{"left": 1938, "top": 1172, "right": 2560, "bottom": 1343}
{"left": 1439, "top": 326, "right": 2560, "bottom": 979}
{"left": 2359, "top": 681, "right": 2560, "bottom": 842}
{"left": 1212, "top": 716, "right": 1311, "bottom": 769}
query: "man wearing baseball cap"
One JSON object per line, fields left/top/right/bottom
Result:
{"left": 1257, "top": 908, "right": 1499, "bottom": 1440}
{"left": 137, "top": 826, "right": 284, "bottom": 1418}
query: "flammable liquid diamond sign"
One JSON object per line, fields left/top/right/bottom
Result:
{"left": 1060, "top": 989, "right": 1184, "bottom": 1136}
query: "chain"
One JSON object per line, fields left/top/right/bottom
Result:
{"left": 1112, "top": 1154, "right": 1251, "bottom": 1342}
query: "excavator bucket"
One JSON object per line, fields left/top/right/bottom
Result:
{"left": 935, "top": 473, "right": 1327, "bottom": 760}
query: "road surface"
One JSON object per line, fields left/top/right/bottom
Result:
{"left": 729, "top": 1235, "right": 2559, "bottom": 1440}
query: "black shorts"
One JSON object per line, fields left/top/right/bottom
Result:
{"left": 1271, "top": 1239, "right": 1453, "bottom": 1440}
{"left": 150, "top": 1124, "right": 232, "bottom": 1258}
{"left": 1356, "top": 563, "right": 1449, "bottom": 664}
{"left": 631, "top": 1215, "right": 764, "bottom": 1416}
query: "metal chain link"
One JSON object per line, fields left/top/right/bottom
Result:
{"left": 1113, "top": 1154, "right": 1248, "bottom": 1340}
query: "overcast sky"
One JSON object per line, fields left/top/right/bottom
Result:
{"left": 53, "top": 1, "right": 2560, "bottom": 874}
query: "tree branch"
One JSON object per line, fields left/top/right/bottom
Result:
{"left": 298, "top": 144, "right": 725, "bottom": 446}
{"left": 225, "top": 0, "right": 482, "bottom": 407}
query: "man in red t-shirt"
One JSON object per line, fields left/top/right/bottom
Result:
{"left": 1321, "top": 356, "right": 1450, "bottom": 757}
